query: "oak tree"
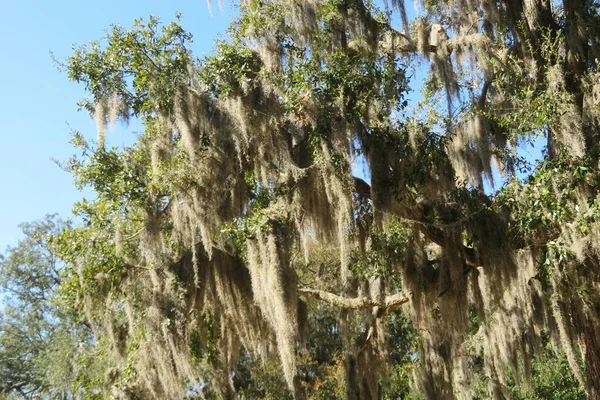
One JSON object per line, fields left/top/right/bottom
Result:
{"left": 53, "top": 0, "right": 600, "bottom": 398}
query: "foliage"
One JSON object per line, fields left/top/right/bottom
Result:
{"left": 0, "top": 216, "right": 100, "bottom": 398}
{"left": 507, "top": 349, "right": 586, "bottom": 400}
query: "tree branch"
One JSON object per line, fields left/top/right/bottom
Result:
{"left": 353, "top": 176, "right": 371, "bottom": 199}
{"left": 478, "top": 78, "right": 493, "bottom": 109}
{"left": 352, "top": 177, "right": 483, "bottom": 267}
{"left": 298, "top": 287, "right": 409, "bottom": 310}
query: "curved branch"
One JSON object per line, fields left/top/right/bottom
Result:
{"left": 353, "top": 176, "right": 372, "bottom": 199}
{"left": 298, "top": 287, "right": 409, "bottom": 310}
{"left": 478, "top": 79, "right": 493, "bottom": 109}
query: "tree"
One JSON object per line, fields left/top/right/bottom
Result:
{"left": 52, "top": 0, "right": 600, "bottom": 398}
{"left": 0, "top": 216, "right": 100, "bottom": 399}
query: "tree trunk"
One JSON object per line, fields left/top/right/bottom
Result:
{"left": 572, "top": 303, "right": 600, "bottom": 399}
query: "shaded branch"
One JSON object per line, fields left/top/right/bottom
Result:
{"left": 353, "top": 176, "right": 371, "bottom": 199}
{"left": 352, "top": 177, "right": 483, "bottom": 267}
{"left": 478, "top": 79, "right": 493, "bottom": 109}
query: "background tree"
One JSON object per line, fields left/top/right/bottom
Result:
{"left": 47, "top": 0, "right": 600, "bottom": 398}
{"left": 0, "top": 216, "right": 101, "bottom": 399}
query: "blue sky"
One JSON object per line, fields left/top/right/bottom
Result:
{"left": 0, "top": 1, "right": 234, "bottom": 251}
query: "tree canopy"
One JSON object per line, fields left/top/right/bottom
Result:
{"left": 4, "top": 0, "right": 600, "bottom": 398}
{"left": 0, "top": 216, "right": 101, "bottom": 398}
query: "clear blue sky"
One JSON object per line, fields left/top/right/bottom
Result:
{"left": 0, "top": 1, "right": 234, "bottom": 251}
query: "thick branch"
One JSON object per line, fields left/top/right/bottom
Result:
{"left": 298, "top": 287, "right": 409, "bottom": 310}
{"left": 478, "top": 79, "right": 493, "bottom": 109}
{"left": 353, "top": 176, "right": 371, "bottom": 199}
{"left": 379, "top": 20, "right": 492, "bottom": 56}
{"left": 352, "top": 177, "right": 482, "bottom": 267}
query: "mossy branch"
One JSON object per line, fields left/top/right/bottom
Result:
{"left": 298, "top": 287, "right": 410, "bottom": 310}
